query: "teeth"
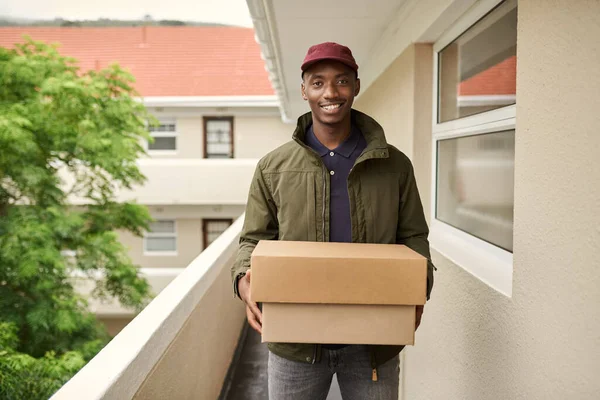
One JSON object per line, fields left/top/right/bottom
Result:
{"left": 321, "top": 104, "right": 342, "bottom": 111}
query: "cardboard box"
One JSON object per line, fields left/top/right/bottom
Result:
{"left": 250, "top": 241, "right": 427, "bottom": 345}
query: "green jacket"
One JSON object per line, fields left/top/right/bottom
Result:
{"left": 231, "top": 109, "right": 435, "bottom": 368}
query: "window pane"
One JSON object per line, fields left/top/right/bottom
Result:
{"left": 149, "top": 136, "right": 176, "bottom": 150}
{"left": 206, "top": 118, "right": 233, "bottom": 158}
{"left": 149, "top": 122, "right": 176, "bottom": 132}
{"left": 207, "top": 143, "right": 232, "bottom": 157}
{"left": 146, "top": 237, "right": 176, "bottom": 252}
{"left": 207, "top": 120, "right": 231, "bottom": 134}
{"left": 149, "top": 220, "right": 175, "bottom": 233}
{"left": 436, "top": 130, "right": 515, "bottom": 251}
{"left": 438, "top": 1, "right": 517, "bottom": 123}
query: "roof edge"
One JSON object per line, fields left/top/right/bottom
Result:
{"left": 246, "top": 0, "right": 294, "bottom": 123}
{"left": 141, "top": 95, "right": 279, "bottom": 108}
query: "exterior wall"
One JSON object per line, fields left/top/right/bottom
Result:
{"left": 354, "top": 44, "right": 433, "bottom": 220}
{"left": 146, "top": 116, "right": 204, "bottom": 159}
{"left": 147, "top": 107, "right": 289, "bottom": 159}
{"left": 100, "top": 317, "right": 132, "bottom": 336}
{"left": 356, "top": 2, "right": 600, "bottom": 399}
{"left": 354, "top": 45, "right": 416, "bottom": 159}
{"left": 118, "top": 204, "right": 245, "bottom": 269}
{"left": 234, "top": 115, "right": 291, "bottom": 158}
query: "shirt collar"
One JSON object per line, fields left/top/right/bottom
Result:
{"left": 305, "top": 124, "right": 361, "bottom": 158}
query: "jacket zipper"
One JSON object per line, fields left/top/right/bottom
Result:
{"left": 321, "top": 164, "right": 326, "bottom": 242}
{"left": 312, "top": 164, "right": 327, "bottom": 364}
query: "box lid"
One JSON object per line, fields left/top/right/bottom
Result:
{"left": 250, "top": 241, "right": 427, "bottom": 305}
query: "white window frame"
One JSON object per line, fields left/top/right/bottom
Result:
{"left": 146, "top": 118, "right": 178, "bottom": 155}
{"left": 430, "top": 0, "right": 516, "bottom": 297}
{"left": 143, "top": 220, "right": 178, "bottom": 256}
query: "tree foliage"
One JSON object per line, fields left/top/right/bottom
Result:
{"left": 0, "top": 38, "right": 154, "bottom": 398}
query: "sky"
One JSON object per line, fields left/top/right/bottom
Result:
{"left": 0, "top": 0, "right": 253, "bottom": 27}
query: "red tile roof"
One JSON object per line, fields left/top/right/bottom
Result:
{"left": 0, "top": 26, "right": 274, "bottom": 97}
{"left": 458, "top": 56, "right": 516, "bottom": 96}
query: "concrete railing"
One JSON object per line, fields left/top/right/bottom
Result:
{"left": 52, "top": 216, "right": 246, "bottom": 400}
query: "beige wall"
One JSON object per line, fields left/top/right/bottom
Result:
{"left": 234, "top": 115, "right": 291, "bottom": 158}
{"left": 133, "top": 255, "right": 246, "bottom": 400}
{"left": 148, "top": 110, "right": 289, "bottom": 159}
{"left": 357, "top": 2, "right": 600, "bottom": 399}
{"left": 100, "top": 316, "right": 132, "bottom": 336}
{"left": 355, "top": 44, "right": 433, "bottom": 220}
{"left": 355, "top": 46, "right": 416, "bottom": 159}
{"left": 119, "top": 205, "right": 244, "bottom": 269}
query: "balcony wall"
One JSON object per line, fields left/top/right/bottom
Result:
{"left": 52, "top": 217, "right": 246, "bottom": 400}
{"left": 65, "top": 159, "right": 258, "bottom": 206}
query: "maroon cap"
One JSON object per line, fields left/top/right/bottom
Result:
{"left": 301, "top": 42, "right": 358, "bottom": 74}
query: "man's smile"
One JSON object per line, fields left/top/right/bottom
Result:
{"left": 319, "top": 102, "right": 345, "bottom": 113}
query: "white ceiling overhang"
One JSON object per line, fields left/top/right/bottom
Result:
{"left": 246, "top": 0, "right": 479, "bottom": 123}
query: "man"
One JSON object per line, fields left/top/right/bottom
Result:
{"left": 231, "top": 42, "right": 435, "bottom": 400}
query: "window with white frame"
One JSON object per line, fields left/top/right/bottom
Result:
{"left": 144, "top": 220, "right": 177, "bottom": 254}
{"left": 431, "top": 0, "right": 517, "bottom": 295}
{"left": 148, "top": 119, "right": 177, "bottom": 152}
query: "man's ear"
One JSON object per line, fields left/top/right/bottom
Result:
{"left": 354, "top": 78, "right": 361, "bottom": 97}
{"left": 301, "top": 82, "right": 307, "bottom": 101}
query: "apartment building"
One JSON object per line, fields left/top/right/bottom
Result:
{"left": 8, "top": 1, "right": 600, "bottom": 397}
{"left": 0, "top": 26, "right": 290, "bottom": 333}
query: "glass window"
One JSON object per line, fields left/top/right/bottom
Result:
{"left": 436, "top": 130, "right": 515, "bottom": 251}
{"left": 145, "top": 237, "right": 177, "bottom": 252}
{"left": 204, "top": 117, "right": 233, "bottom": 158}
{"left": 438, "top": 1, "right": 517, "bottom": 123}
{"left": 148, "top": 120, "right": 177, "bottom": 151}
{"left": 149, "top": 136, "right": 176, "bottom": 151}
{"left": 144, "top": 220, "right": 177, "bottom": 253}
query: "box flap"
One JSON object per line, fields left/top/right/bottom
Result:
{"left": 251, "top": 241, "right": 427, "bottom": 305}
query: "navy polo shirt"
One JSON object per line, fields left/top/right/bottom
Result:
{"left": 305, "top": 124, "right": 367, "bottom": 243}
{"left": 306, "top": 124, "right": 366, "bottom": 350}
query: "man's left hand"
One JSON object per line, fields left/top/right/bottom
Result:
{"left": 415, "top": 305, "right": 424, "bottom": 330}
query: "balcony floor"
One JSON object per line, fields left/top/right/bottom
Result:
{"left": 224, "top": 324, "right": 342, "bottom": 400}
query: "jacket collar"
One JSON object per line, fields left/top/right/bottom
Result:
{"left": 305, "top": 123, "right": 361, "bottom": 158}
{"left": 293, "top": 109, "right": 389, "bottom": 157}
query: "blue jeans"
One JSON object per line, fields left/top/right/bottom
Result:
{"left": 268, "top": 345, "right": 400, "bottom": 400}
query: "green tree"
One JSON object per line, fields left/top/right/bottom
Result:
{"left": 0, "top": 38, "right": 154, "bottom": 399}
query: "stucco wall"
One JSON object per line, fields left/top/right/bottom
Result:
{"left": 147, "top": 112, "right": 288, "bottom": 159}
{"left": 234, "top": 115, "right": 291, "bottom": 158}
{"left": 355, "top": 44, "right": 433, "bottom": 221}
{"left": 119, "top": 204, "right": 244, "bottom": 269}
{"left": 100, "top": 317, "right": 132, "bottom": 336}
{"left": 354, "top": 45, "right": 416, "bottom": 159}
{"left": 357, "top": 2, "right": 600, "bottom": 399}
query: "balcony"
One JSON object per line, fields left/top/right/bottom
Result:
{"left": 66, "top": 159, "right": 259, "bottom": 206}
{"left": 54, "top": 216, "right": 344, "bottom": 399}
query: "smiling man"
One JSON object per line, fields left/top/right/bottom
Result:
{"left": 232, "top": 42, "right": 435, "bottom": 400}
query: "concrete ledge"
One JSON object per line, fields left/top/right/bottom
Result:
{"left": 52, "top": 216, "right": 246, "bottom": 400}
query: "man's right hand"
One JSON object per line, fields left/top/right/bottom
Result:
{"left": 238, "top": 270, "right": 263, "bottom": 334}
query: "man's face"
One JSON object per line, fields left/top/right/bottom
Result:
{"left": 301, "top": 60, "right": 360, "bottom": 127}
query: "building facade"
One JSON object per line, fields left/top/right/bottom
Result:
{"left": 0, "top": 26, "right": 291, "bottom": 333}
